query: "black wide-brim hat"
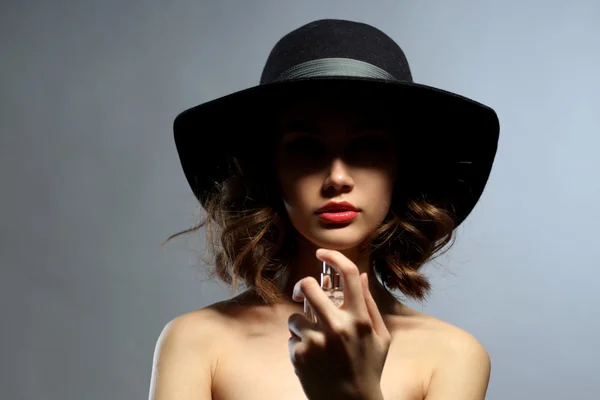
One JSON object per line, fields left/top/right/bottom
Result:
{"left": 174, "top": 19, "right": 500, "bottom": 227}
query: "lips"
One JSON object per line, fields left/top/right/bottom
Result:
{"left": 316, "top": 201, "right": 359, "bottom": 214}
{"left": 316, "top": 201, "right": 359, "bottom": 224}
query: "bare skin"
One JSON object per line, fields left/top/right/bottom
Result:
{"left": 149, "top": 289, "right": 490, "bottom": 400}
{"left": 150, "top": 100, "right": 491, "bottom": 399}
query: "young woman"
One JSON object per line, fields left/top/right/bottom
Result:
{"left": 149, "top": 19, "right": 500, "bottom": 400}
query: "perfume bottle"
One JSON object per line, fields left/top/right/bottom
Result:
{"left": 304, "top": 261, "right": 344, "bottom": 323}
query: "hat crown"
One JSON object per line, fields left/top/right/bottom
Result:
{"left": 259, "top": 19, "right": 413, "bottom": 84}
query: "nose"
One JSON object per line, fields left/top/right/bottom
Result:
{"left": 322, "top": 158, "right": 354, "bottom": 194}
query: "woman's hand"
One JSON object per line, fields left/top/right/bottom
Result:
{"left": 288, "top": 249, "right": 392, "bottom": 400}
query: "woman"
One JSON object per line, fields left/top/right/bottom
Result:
{"left": 149, "top": 19, "right": 499, "bottom": 400}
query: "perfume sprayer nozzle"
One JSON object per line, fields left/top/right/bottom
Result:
{"left": 320, "top": 262, "right": 342, "bottom": 290}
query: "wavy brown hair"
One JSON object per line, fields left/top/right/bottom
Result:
{"left": 163, "top": 141, "right": 457, "bottom": 305}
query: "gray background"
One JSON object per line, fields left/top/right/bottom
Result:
{"left": 1, "top": 1, "right": 598, "bottom": 399}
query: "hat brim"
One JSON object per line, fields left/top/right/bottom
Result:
{"left": 173, "top": 76, "right": 500, "bottom": 227}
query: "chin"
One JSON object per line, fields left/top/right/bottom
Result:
{"left": 305, "top": 225, "right": 370, "bottom": 251}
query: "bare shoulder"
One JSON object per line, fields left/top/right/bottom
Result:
{"left": 418, "top": 311, "right": 489, "bottom": 361}
{"left": 395, "top": 309, "right": 491, "bottom": 400}
{"left": 149, "top": 305, "right": 232, "bottom": 400}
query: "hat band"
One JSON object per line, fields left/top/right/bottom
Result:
{"left": 275, "top": 57, "right": 396, "bottom": 81}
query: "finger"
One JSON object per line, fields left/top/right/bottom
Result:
{"left": 293, "top": 277, "right": 340, "bottom": 325}
{"left": 292, "top": 276, "right": 320, "bottom": 302}
{"left": 288, "top": 313, "right": 324, "bottom": 369}
{"left": 288, "top": 335, "right": 308, "bottom": 369}
{"left": 287, "top": 312, "right": 315, "bottom": 340}
{"left": 361, "top": 273, "right": 391, "bottom": 341}
{"left": 316, "top": 249, "right": 368, "bottom": 316}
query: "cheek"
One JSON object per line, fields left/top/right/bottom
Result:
{"left": 361, "top": 171, "right": 396, "bottom": 216}
{"left": 380, "top": 160, "right": 398, "bottom": 202}
{"left": 378, "top": 183, "right": 395, "bottom": 214}
{"left": 279, "top": 176, "right": 318, "bottom": 234}
{"left": 277, "top": 170, "right": 315, "bottom": 211}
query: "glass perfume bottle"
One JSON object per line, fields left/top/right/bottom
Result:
{"left": 304, "top": 261, "right": 344, "bottom": 323}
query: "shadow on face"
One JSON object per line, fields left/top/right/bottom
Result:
{"left": 271, "top": 96, "right": 405, "bottom": 251}
{"left": 275, "top": 97, "right": 401, "bottom": 179}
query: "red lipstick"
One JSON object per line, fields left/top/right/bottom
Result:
{"left": 316, "top": 201, "right": 359, "bottom": 223}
